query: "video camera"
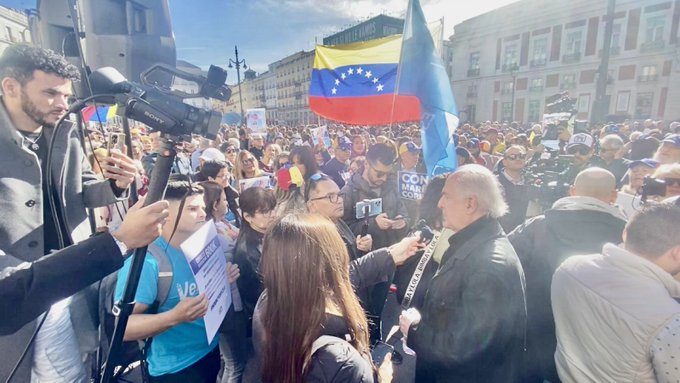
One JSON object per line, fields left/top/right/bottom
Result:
{"left": 523, "top": 148, "right": 572, "bottom": 209}
{"left": 641, "top": 176, "right": 667, "bottom": 203}
{"left": 89, "top": 63, "right": 231, "bottom": 140}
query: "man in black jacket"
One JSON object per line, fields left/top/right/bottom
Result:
{"left": 0, "top": 200, "right": 168, "bottom": 381}
{"left": 508, "top": 167, "right": 626, "bottom": 383}
{"left": 400, "top": 164, "right": 527, "bottom": 383}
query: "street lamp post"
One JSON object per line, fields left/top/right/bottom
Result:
{"left": 228, "top": 45, "right": 247, "bottom": 125}
{"left": 510, "top": 63, "right": 519, "bottom": 122}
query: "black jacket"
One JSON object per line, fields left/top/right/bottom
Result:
{"left": 409, "top": 217, "right": 527, "bottom": 383}
{"left": 306, "top": 314, "right": 374, "bottom": 382}
{"left": 508, "top": 204, "right": 626, "bottom": 383}
{"left": 0, "top": 232, "right": 123, "bottom": 335}
{"left": 322, "top": 157, "right": 349, "bottom": 189}
{"left": 340, "top": 168, "right": 408, "bottom": 250}
{"left": 497, "top": 172, "right": 530, "bottom": 233}
{"left": 234, "top": 228, "right": 264, "bottom": 320}
{"left": 0, "top": 233, "right": 123, "bottom": 382}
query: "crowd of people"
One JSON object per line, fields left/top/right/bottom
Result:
{"left": 1, "top": 44, "right": 680, "bottom": 383}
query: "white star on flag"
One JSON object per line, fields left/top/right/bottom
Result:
{"left": 376, "top": 84, "right": 384, "bottom": 92}
{"left": 365, "top": 71, "right": 372, "bottom": 78}
{"left": 348, "top": 68, "right": 354, "bottom": 75}
{"left": 332, "top": 87, "right": 337, "bottom": 94}
{"left": 372, "top": 77, "right": 379, "bottom": 84}
{"left": 357, "top": 67, "right": 363, "bottom": 74}
{"left": 341, "top": 73, "right": 346, "bottom": 80}
{"left": 334, "top": 79, "right": 340, "bottom": 85}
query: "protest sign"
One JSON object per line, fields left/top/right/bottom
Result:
{"left": 398, "top": 171, "right": 428, "bottom": 201}
{"left": 238, "top": 175, "right": 271, "bottom": 191}
{"left": 246, "top": 108, "right": 266, "bottom": 132}
{"left": 180, "top": 221, "right": 231, "bottom": 344}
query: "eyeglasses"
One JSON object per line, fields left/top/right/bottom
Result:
{"left": 664, "top": 178, "right": 680, "bottom": 187}
{"left": 309, "top": 192, "right": 345, "bottom": 203}
{"left": 226, "top": 149, "right": 237, "bottom": 153}
{"left": 599, "top": 147, "right": 617, "bottom": 153}
{"left": 567, "top": 146, "right": 591, "bottom": 156}
{"left": 504, "top": 153, "right": 526, "bottom": 161}
{"left": 241, "top": 158, "right": 254, "bottom": 165}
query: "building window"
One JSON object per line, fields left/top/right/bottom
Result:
{"left": 502, "top": 80, "right": 514, "bottom": 95}
{"left": 639, "top": 65, "right": 658, "bottom": 82}
{"left": 563, "top": 30, "right": 582, "bottom": 62}
{"left": 132, "top": 6, "right": 147, "bottom": 34}
{"left": 5, "top": 27, "right": 13, "bottom": 42}
{"left": 527, "top": 100, "right": 541, "bottom": 122}
{"left": 646, "top": 15, "right": 665, "bottom": 43}
{"left": 530, "top": 77, "right": 544, "bottom": 91}
{"left": 641, "top": 15, "right": 666, "bottom": 51}
{"left": 466, "top": 104, "right": 476, "bottom": 122}
{"left": 635, "top": 92, "right": 654, "bottom": 118}
{"left": 466, "top": 84, "right": 477, "bottom": 98}
{"left": 561, "top": 73, "right": 576, "bottom": 89}
{"left": 531, "top": 38, "right": 547, "bottom": 67}
{"left": 503, "top": 45, "right": 518, "bottom": 71}
{"left": 501, "top": 102, "right": 513, "bottom": 121}
{"left": 468, "top": 52, "right": 480, "bottom": 76}
{"left": 611, "top": 23, "right": 622, "bottom": 53}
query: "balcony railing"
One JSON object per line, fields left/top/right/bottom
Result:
{"left": 530, "top": 58, "right": 546, "bottom": 67}
{"left": 467, "top": 68, "right": 480, "bottom": 77}
{"left": 562, "top": 52, "right": 581, "bottom": 64}
{"left": 640, "top": 39, "right": 665, "bottom": 53}
{"left": 559, "top": 82, "right": 576, "bottom": 90}
{"left": 598, "top": 46, "right": 620, "bottom": 57}
{"left": 638, "top": 74, "right": 658, "bottom": 82}
{"left": 502, "top": 63, "right": 520, "bottom": 73}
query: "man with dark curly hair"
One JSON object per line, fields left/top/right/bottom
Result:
{"left": 0, "top": 45, "right": 136, "bottom": 382}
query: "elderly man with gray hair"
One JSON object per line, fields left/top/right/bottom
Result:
{"left": 399, "top": 164, "right": 527, "bottom": 383}
{"left": 599, "top": 134, "right": 630, "bottom": 186}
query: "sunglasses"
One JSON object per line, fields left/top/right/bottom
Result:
{"left": 369, "top": 163, "right": 391, "bottom": 178}
{"left": 567, "top": 146, "right": 591, "bottom": 155}
{"left": 241, "top": 158, "right": 254, "bottom": 165}
{"left": 504, "top": 153, "right": 526, "bottom": 161}
{"left": 226, "top": 148, "right": 237, "bottom": 153}
{"left": 664, "top": 178, "right": 680, "bottom": 187}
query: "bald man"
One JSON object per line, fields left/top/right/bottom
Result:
{"left": 508, "top": 167, "right": 627, "bottom": 383}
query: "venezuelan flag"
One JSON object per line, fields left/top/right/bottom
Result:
{"left": 309, "top": 35, "right": 420, "bottom": 125}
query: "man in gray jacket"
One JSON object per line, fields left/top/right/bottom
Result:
{"left": 0, "top": 45, "right": 135, "bottom": 381}
{"left": 552, "top": 203, "right": 680, "bottom": 382}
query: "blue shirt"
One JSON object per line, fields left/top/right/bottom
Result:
{"left": 114, "top": 236, "right": 218, "bottom": 376}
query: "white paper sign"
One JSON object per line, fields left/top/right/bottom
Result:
{"left": 180, "top": 221, "right": 231, "bottom": 344}
{"left": 246, "top": 108, "right": 267, "bottom": 132}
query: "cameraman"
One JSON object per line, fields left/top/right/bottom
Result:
{"left": 0, "top": 45, "right": 135, "bottom": 382}
{"left": 0, "top": 200, "right": 168, "bottom": 380}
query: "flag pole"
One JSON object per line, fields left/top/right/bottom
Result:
{"left": 389, "top": 0, "right": 414, "bottom": 132}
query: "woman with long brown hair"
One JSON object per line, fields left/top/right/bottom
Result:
{"left": 259, "top": 214, "right": 392, "bottom": 383}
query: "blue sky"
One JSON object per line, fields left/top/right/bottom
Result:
{"left": 1, "top": 0, "right": 518, "bottom": 83}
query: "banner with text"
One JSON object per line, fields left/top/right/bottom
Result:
{"left": 247, "top": 108, "right": 267, "bottom": 132}
{"left": 398, "top": 171, "right": 429, "bottom": 201}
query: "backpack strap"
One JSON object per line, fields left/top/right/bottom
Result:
{"left": 146, "top": 241, "right": 174, "bottom": 314}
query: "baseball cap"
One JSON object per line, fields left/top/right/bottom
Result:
{"left": 604, "top": 124, "right": 620, "bottom": 134}
{"left": 337, "top": 137, "right": 352, "bottom": 151}
{"left": 199, "top": 148, "right": 225, "bottom": 162}
{"left": 628, "top": 158, "right": 659, "bottom": 169}
{"left": 567, "top": 133, "right": 595, "bottom": 150}
{"left": 662, "top": 134, "right": 680, "bottom": 147}
{"left": 399, "top": 141, "right": 420, "bottom": 155}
